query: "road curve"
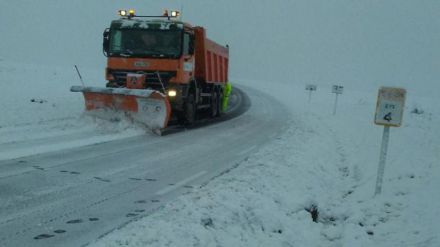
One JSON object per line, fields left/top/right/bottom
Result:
{"left": 0, "top": 85, "right": 290, "bottom": 247}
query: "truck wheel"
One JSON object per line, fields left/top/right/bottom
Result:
{"left": 217, "top": 90, "right": 224, "bottom": 117}
{"left": 210, "top": 90, "right": 219, "bottom": 118}
{"left": 176, "top": 111, "right": 186, "bottom": 125}
{"left": 185, "top": 93, "right": 197, "bottom": 124}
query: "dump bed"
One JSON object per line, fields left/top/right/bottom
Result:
{"left": 194, "top": 27, "right": 229, "bottom": 84}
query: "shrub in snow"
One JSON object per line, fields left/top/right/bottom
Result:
{"left": 410, "top": 107, "right": 424, "bottom": 115}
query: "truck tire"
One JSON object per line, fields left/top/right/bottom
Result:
{"left": 176, "top": 111, "right": 186, "bottom": 125}
{"left": 209, "top": 90, "right": 219, "bottom": 118}
{"left": 185, "top": 93, "right": 197, "bottom": 124}
{"left": 217, "top": 90, "right": 224, "bottom": 117}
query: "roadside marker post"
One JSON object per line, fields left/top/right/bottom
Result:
{"left": 305, "top": 84, "right": 317, "bottom": 103}
{"left": 373, "top": 87, "right": 406, "bottom": 196}
{"left": 331, "top": 85, "right": 344, "bottom": 115}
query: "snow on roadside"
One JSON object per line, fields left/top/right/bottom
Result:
{"left": 0, "top": 117, "right": 147, "bottom": 161}
{"left": 1, "top": 58, "right": 438, "bottom": 245}
{"left": 92, "top": 81, "right": 439, "bottom": 246}
{"left": 0, "top": 61, "right": 147, "bottom": 161}
{"left": 0, "top": 61, "right": 97, "bottom": 127}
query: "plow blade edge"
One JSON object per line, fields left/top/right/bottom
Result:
{"left": 71, "top": 86, "right": 171, "bottom": 130}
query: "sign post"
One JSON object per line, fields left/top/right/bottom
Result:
{"left": 374, "top": 87, "right": 406, "bottom": 195}
{"left": 331, "top": 85, "right": 344, "bottom": 115}
{"left": 305, "top": 84, "right": 317, "bottom": 103}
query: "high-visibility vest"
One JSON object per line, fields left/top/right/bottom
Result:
{"left": 222, "top": 82, "right": 232, "bottom": 112}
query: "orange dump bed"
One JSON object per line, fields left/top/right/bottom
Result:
{"left": 194, "top": 27, "right": 229, "bottom": 84}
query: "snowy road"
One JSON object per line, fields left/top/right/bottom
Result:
{"left": 0, "top": 86, "right": 289, "bottom": 247}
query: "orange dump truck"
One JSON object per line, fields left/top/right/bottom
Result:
{"left": 71, "top": 10, "right": 229, "bottom": 132}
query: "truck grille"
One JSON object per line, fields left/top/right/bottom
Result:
{"left": 109, "top": 70, "right": 176, "bottom": 88}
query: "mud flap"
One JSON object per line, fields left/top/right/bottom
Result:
{"left": 71, "top": 86, "right": 171, "bottom": 131}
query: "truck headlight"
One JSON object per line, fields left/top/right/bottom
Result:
{"left": 171, "top": 11, "right": 180, "bottom": 17}
{"left": 168, "top": 90, "right": 177, "bottom": 97}
{"left": 118, "top": 10, "right": 127, "bottom": 16}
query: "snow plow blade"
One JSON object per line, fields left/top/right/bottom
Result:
{"left": 71, "top": 86, "right": 171, "bottom": 131}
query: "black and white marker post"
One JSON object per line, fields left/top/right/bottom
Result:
{"left": 305, "top": 84, "right": 317, "bottom": 103}
{"left": 331, "top": 85, "right": 343, "bottom": 115}
{"left": 373, "top": 87, "right": 406, "bottom": 196}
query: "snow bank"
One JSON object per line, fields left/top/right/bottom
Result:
{"left": 0, "top": 61, "right": 147, "bottom": 160}
{"left": 93, "top": 80, "right": 440, "bottom": 246}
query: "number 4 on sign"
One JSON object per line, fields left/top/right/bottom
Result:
{"left": 383, "top": 112, "right": 392, "bottom": 122}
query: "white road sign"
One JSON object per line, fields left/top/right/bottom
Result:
{"left": 305, "top": 84, "right": 317, "bottom": 91}
{"left": 374, "top": 87, "right": 406, "bottom": 127}
{"left": 332, "top": 85, "right": 344, "bottom": 94}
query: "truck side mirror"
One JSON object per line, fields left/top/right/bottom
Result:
{"left": 103, "top": 28, "right": 110, "bottom": 56}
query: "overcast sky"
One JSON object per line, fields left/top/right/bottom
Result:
{"left": 1, "top": 0, "right": 438, "bottom": 95}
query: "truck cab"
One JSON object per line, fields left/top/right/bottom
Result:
{"left": 104, "top": 19, "right": 195, "bottom": 86}
{"left": 102, "top": 10, "right": 229, "bottom": 123}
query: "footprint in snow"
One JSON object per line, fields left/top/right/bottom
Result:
{"left": 66, "top": 219, "right": 83, "bottom": 224}
{"left": 94, "top": 177, "right": 111, "bottom": 182}
{"left": 34, "top": 233, "right": 54, "bottom": 240}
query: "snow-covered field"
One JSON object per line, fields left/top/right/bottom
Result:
{"left": 1, "top": 0, "right": 439, "bottom": 246}
{"left": 1, "top": 59, "right": 439, "bottom": 246}
{"left": 89, "top": 80, "right": 439, "bottom": 246}
{"left": 0, "top": 61, "right": 148, "bottom": 160}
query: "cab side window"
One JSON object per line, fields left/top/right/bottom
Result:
{"left": 183, "top": 32, "right": 194, "bottom": 55}
{"left": 183, "top": 33, "right": 190, "bottom": 55}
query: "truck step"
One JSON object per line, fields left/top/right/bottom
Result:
{"left": 197, "top": 104, "right": 211, "bottom": 109}
{"left": 200, "top": 93, "right": 211, "bottom": 97}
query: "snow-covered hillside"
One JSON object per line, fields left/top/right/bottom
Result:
{"left": 91, "top": 81, "right": 440, "bottom": 246}
{"left": 1, "top": 0, "right": 439, "bottom": 246}
{"left": 0, "top": 61, "right": 147, "bottom": 160}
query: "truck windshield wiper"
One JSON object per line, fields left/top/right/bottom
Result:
{"left": 150, "top": 54, "right": 166, "bottom": 58}
{"left": 120, "top": 49, "right": 134, "bottom": 57}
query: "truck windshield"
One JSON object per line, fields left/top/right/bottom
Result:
{"left": 109, "top": 29, "right": 182, "bottom": 58}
